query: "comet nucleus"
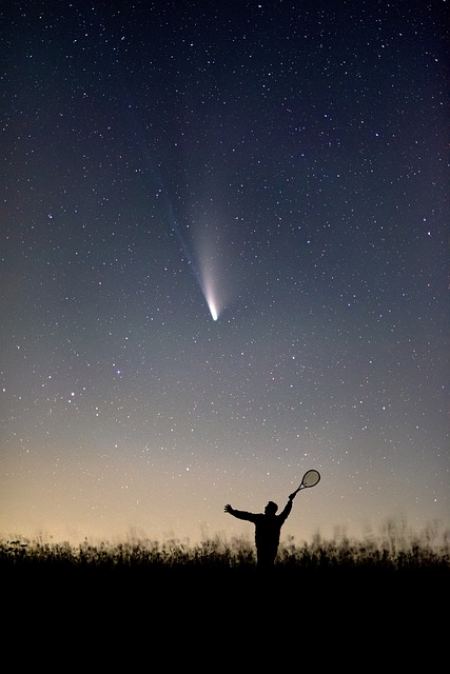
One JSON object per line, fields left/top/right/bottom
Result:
{"left": 206, "top": 294, "right": 218, "bottom": 321}
{"left": 202, "top": 270, "right": 220, "bottom": 321}
{"left": 192, "top": 220, "right": 230, "bottom": 322}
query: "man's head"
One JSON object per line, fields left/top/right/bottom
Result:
{"left": 264, "top": 501, "right": 278, "bottom": 515}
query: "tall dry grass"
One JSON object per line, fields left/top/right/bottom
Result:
{"left": 1, "top": 518, "right": 449, "bottom": 572}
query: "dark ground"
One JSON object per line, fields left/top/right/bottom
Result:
{"left": 3, "top": 543, "right": 448, "bottom": 664}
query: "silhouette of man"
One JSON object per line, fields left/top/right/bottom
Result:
{"left": 224, "top": 492, "right": 297, "bottom": 567}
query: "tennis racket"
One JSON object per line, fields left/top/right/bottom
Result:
{"left": 290, "top": 469, "right": 321, "bottom": 498}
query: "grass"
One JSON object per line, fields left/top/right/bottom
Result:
{"left": 2, "top": 518, "right": 449, "bottom": 573}
{"left": 3, "top": 520, "right": 449, "bottom": 638}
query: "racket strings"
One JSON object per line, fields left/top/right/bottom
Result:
{"left": 301, "top": 469, "right": 320, "bottom": 488}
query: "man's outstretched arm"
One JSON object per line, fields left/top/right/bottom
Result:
{"left": 224, "top": 504, "right": 257, "bottom": 522}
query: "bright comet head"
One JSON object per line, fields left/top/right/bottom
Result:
{"left": 209, "top": 302, "right": 218, "bottom": 321}
{"left": 195, "top": 228, "right": 227, "bottom": 322}
{"left": 203, "top": 274, "right": 220, "bottom": 321}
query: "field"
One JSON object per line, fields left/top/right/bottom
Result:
{"left": 3, "top": 521, "right": 448, "bottom": 655}
{"left": 2, "top": 519, "right": 448, "bottom": 591}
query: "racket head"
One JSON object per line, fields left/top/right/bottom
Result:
{"left": 300, "top": 469, "right": 321, "bottom": 489}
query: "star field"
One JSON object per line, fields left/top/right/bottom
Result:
{"left": 0, "top": 0, "right": 448, "bottom": 543}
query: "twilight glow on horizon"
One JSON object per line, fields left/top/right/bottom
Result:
{"left": 0, "top": 1, "right": 448, "bottom": 545}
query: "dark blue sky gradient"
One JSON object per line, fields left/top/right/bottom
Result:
{"left": 1, "top": 0, "right": 448, "bottom": 542}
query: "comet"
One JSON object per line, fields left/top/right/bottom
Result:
{"left": 205, "top": 288, "right": 219, "bottom": 321}
{"left": 209, "top": 303, "right": 218, "bottom": 321}
{"left": 158, "top": 187, "right": 226, "bottom": 321}
{"left": 200, "top": 265, "right": 221, "bottom": 321}
{"left": 121, "top": 104, "right": 228, "bottom": 322}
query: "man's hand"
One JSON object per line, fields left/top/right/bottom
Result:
{"left": 288, "top": 492, "right": 297, "bottom": 501}
{"left": 224, "top": 504, "right": 233, "bottom": 514}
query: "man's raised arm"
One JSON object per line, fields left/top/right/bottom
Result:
{"left": 277, "top": 496, "right": 294, "bottom": 524}
{"left": 224, "top": 504, "right": 257, "bottom": 522}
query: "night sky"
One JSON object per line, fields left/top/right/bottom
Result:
{"left": 1, "top": 0, "right": 448, "bottom": 544}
